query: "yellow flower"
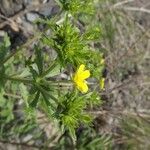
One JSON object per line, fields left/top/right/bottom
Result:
{"left": 100, "top": 78, "right": 105, "bottom": 90}
{"left": 73, "top": 64, "right": 90, "bottom": 93}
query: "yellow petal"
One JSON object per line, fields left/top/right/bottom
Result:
{"left": 77, "top": 64, "right": 85, "bottom": 74}
{"left": 77, "top": 81, "right": 88, "bottom": 93}
{"left": 80, "top": 70, "right": 90, "bottom": 80}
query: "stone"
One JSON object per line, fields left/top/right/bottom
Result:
{"left": 0, "top": 0, "right": 23, "bottom": 17}
{"left": 0, "top": 30, "right": 6, "bottom": 37}
{"left": 26, "top": 12, "right": 39, "bottom": 22}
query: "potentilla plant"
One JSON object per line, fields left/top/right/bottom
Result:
{"left": 0, "top": 0, "right": 105, "bottom": 139}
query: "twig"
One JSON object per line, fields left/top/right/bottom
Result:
{"left": 121, "top": 6, "right": 150, "bottom": 14}
{"left": 113, "top": 0, "right": 135, "bottom": 8}
{"left": 89, "top": 109, "right": 150, "bottom": 118}
{"left": 101, "top": 75, "right": 141, "bottom": 95}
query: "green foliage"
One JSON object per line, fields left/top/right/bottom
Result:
{"left": 56, "top": 0, "right": 95, "bottom": 16}
{"left": 86, "top": 91, "right": 103, "bottom": 108}
{"left": 0, "top": 34, "right": 11, "bottom": 91}
{"left": 0, "top": 34, "right": 10, "bottom": 62}
{"left": 55, "top": 91, "right": 92, "bottom": 138}
{"left": 42, "top": 16, "right": 104, "bottom": 78}
{"left": 76, "top": 128, "right": 112, "bottom": 150}
{"left": 43, "top": 17, "right": 89, "bottom": 67}
{"left": 0, "top": 90, "right": 14, "bottom": 125}
{"left": 53, "top": 127, "right": 112, "bottom": 150}
{"left": 0, "top": 0, "right": 105, "bottom": 143}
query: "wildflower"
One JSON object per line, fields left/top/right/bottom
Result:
{"left": 100, "top": 78, "right": 105, "bottom": 90}
{"left": 73, "top": 64, "right": 90, "bottom": 93}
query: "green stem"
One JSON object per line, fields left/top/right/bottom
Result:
{"left": 5, "top": 76, "right": 33, "bottom": 84}
{"left": 49, "top": 81, "right": 73, "bottom": 86}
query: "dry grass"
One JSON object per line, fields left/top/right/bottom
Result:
{"left": 93, "top": 0, "right": 150, "bottom": 148}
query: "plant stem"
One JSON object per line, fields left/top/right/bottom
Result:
{"left": 5, "top": 75, "right": 74, "bottom": 87}
{"left": 49, "top": 81, "right": 73, "bottom": 86}
{"left": 5, "top": 76, "right": 33, "bottom": 84}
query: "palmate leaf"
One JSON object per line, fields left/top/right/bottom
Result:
{"left": 76, "top": 128, "right": 112, "bottom": 150}
{"left": 29, "top": 65, "right": 39, "bottom": 80}
{"left": 25, "top": 44, "right": 44, "bottom": 79}
{"left": 34, "top": 83, "right": 58, "bottom": 110}
{"left": 34, "top": 44, "right": 44, "bottom": 75}
{"left": 19, "top": 83, "right": 29, "bottom": 107}
{"left": 83, "top": 24, "right": 102, "bottom": 41}
{"left": 0, "top": 34, "right": 10, "bottom": 91}
{"left": 0, "top": 66, "right": 5, "bottom": 92}
{"left": 40, "top": 59, "right": 61, "bottom": 78}
{"left": 0, "top": 34, "right": 10, "bottom": 62}
{"left": 29, "top": 91, "right": 40, "bottom": 108}
{"left": 56, "top": 0, "right": 95, "bottom": 15}
{"left": 56, "top": 91, "right": 93, "bottom": 139}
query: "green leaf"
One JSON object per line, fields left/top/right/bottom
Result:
{"left": 19, "top": 83, "right": 29, "bottom": 107}
{"left": 0, "top": 89, "right": 5, "bottom": 107}
{"left": 41, "top": 60, "right": 61, "bottom": 78}
{"left": 0, "top": 66, "right": 5, "bottom": 91}
{"left": 69, "top": 127, "right": 76, "bottom": 141}
{"left": 35, "top": 84, "right": 56, "bottom": 110}
{"left": 29, "top": 65, "right": 39, "bottom": 80}
{"left": 81, "top": 114, "right": 92, "bottom": 124}
{"left": 4, "top": 34, "right": 11, "bottom": 47}
{"left": 35, "top": 44, "right": 43, "bottom": 75}
{"left": 0, "top": 34, "right": 10, "bottom": 63}
{"left": 83, "top": 25, "right": 102, "bottom": 41}
{"left": 29, "top": 91, "right": 40, "bottom": 107}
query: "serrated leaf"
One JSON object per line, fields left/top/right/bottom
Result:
{"left": 29, "top": 91, "right": 40, "bottom": 108}
{"left": 0, "top": 34, "right": 10, "bottom": 63}
{"left": 29, "top": 65, "right": 39, "bottom": 80}
{"left": 81, "top": 114, "right": 92, "bottom": 124}
{"left": 35, "top": 45, "right": 43, "bottom": 75}
{"left": 69, "top": 127, "right": 76, "bottom": 141}
{"left": 40, "top": 60, "right": 60, "bottom": 78}
{"left": 0, "top": 66, "right": 5, "bottom": 91}
{"left": 45, "top": 61, "right": 61, "bottom": 78}
{"left": 19, "top": 68, "right": 31, "bottom": 78}
{"left": 19, "top": 83, "right": 29, "bottom": 107}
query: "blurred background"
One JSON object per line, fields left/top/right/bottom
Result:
{"left": 0, "top": 0, "right": 150, "bottom": 149}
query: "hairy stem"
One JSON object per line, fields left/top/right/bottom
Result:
{"left": 5, "top": 76, "right": 33, "bottom": 84}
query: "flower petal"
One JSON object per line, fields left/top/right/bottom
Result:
{"left": 77, "top": 81, "right": 88, "bottom": 93}
{"left": 77, "top": 64, "right": 85, "bottom": 74}
{"left": 80, "top": 70, "right": 90, "bottom": 80}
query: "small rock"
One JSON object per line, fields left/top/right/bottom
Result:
{"left": 22, "top": 134, "right": 33, "bottom": 142}
{"left": 0, "top": 0, "right": 14, "bottom": 16}
{"left": 0, "top": 30, "right": 6, "bottom": 43}
{"left": 22, "top": 21, "right": 34, "bottom": 35}
{"left": 23, "top": 0, "right": 40, "bottom": 5}
{"left": 0, "top": 30, "right": 6, "bottom": 37}
{"left": 0, "top": 0, "right": 23, "bottom": 17}
{"left": 51, "top": 5, "right": 60, "bottom": 16}
{"left": 38, "top": 6, "right": 52, "bottom": 17}
{"left": 26, "top": 12, "right": 39, "bottom": 22}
